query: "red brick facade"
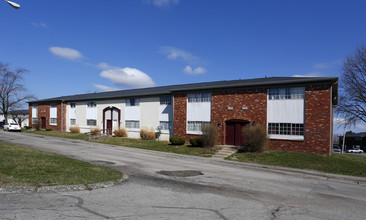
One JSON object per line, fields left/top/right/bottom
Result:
{"left": 173, "top": 83, "right": 334, "bottom": 156}
{"left": 268, "top": 84, "right": 333, "bottom": 155}
{"left": 29, "top": 102, "right": 66, "bottom": 131}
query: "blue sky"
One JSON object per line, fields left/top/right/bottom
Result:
{"left": 1, "top": 0, "right": 366, "bottom": 133}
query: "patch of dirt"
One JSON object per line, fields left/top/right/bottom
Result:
{"left": 156, "top": 170, "right": 203, "bottom": 177}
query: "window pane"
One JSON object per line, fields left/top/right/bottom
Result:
{"left": 70, "top": 119, "right": 76, "bottom": 125}
{"left": 126, "top": 120, "right": 140, "bottom": 129}
{"left": 87, "top": 119, "right": 97, "bottom": 126}
{"left": 188, "top": 93, "right": 211, "bottom": 102}
{"left": 160, "top": 96, "right": 171, "bottom": 105}
{"left": 159, "top": 121, "right": 171, "bottom": 130}
{"left": 268, "top": 89, "right": 280, "bottom": 100}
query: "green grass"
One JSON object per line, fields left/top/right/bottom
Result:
{"left": 92, "top": 137, "right": 217, "bottom": 157}
{"left": 24, "top": 130, "right": 217, "bottom": 157}
{"left": 25, "top": 130, "right": 88, "bottom": 140}
{"left": 228, "top": 151, "right": 366, "bottom": 177}
{"left": 0, "top": 142, "right": 122, "bottom": 187}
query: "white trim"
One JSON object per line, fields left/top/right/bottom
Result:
{"left": 269, "top": 134, "right": 304, "bottom": 141}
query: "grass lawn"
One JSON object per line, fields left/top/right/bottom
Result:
{"left": 25, "top": 130, "right": 88, "bottom": 140}
{"left": 227, "top": 151, "right": 366, "bottom": 177}
{"left": 0, "top": 142, "right": 122, "bottom": 187}
{"left": 24, "top": 130, "right": 217, "bottom": 157}
{"left": 92, "top": 137, "right": 217, "bottom": 157}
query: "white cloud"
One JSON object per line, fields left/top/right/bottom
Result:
{"left": 183, "top": 66, "right": 207, "bottom": 75}
{"left": 93, "top": 84, "right": 119, "bottom": 92}
{"left": 160, "top": 46, "right": 199, "bottom": 62}
{"left": 49, "top": 47, "right": 83, "bottom": 61}
{"left": 144, "top": 0, "right": 179, "bottom": 7}
{"left": 99, "top": 64, "right": 155, "bottom": 88}
{"left": 313, "top": 60, "right": 342, "bottom": 69}
{"left": 292, "top": 72, "right": 326, "bottom": 77}
{"left": 31, "top": 22, "right": 48, "bottom": 28}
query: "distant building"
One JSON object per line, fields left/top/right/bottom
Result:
{"left": 0, "top": 109, "right": 29, "bottom": 127}
{"left": 28, "top": 77, "right": 338, "bottom": 156}
{"left": 339, "top": 132, "right": 366, "bottom": 151}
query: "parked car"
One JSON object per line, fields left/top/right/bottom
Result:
{"left": 3, "top": 123, "right": 21, "bottom": 132}
{"left": 0, "top": 121, "right": 4, "bottom": 128}
{"left": 346, "top": 147, "right": 364, "bottom": 153}
{"left": 332, "top": 145, "right": 341, "bottom": 153}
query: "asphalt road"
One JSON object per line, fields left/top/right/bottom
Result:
{"left": 1, "top": 131, "right": 366, "bottom": 220}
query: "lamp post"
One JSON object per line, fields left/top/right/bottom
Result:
{"left": 3, "top": 0, "right": 20, "bottom": 9}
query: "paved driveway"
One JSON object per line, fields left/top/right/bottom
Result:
{"left": 1, "top": 131, "right": 366, "bottom": 219}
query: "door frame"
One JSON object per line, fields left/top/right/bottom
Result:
{"left": 225, "top": 119, "right": 249, "bottom": 146}
{"left": 103, "top": 107, "right": 121, "bottom": 135}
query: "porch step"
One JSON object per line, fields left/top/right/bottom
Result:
{"left": 212, "top": 145, "right": 237, "bottom": 159}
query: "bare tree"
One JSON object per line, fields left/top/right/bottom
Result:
{"left": 11, "top": 110, "right": 29, "bottom": 127}
{"left": 0, "top": 62, "right": 34, "bottom": 123}
{"left": 336, "top": 44, "right": 366, "bottom": 123}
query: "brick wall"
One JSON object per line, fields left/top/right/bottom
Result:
{"left": 268, "top": 84, "right": 333, "bottom": 156}
{"left": 173, "top": 93, "right": 187, "bottom": 140}
{"left": 172, "top": 83, "right": 333, "bottom": 156}
{"left": 30, "top": 102, "right": 67, "bottom": 131}
{"left": 211, "top": 88, "right": 267, "bottom": 145}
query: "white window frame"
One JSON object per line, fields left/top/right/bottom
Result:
{"left": 86, "top": 119, "right": 97, "bottom": 126}
{"left": 50, "top": 118, "right": 57, "bottom": 125}
{"left": 126, "top": 120, "right": 140, "bottom": 130}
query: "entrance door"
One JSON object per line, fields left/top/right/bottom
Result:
{"left": 107, "top": 120, "right": 112, "bottom": 135}
{"left": 225, "top": 120, "right": 249, "bottom": 146}
{"left": 41, "top": 117, "right": 46, "bottom": 129}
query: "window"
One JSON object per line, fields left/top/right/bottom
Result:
{"left": 187, "top": 92, "right": 211, "bottom": 102}
{"left": 50, "top": 118, "right": 57, "bottom": 125}
{"left": 70, "top": 119, "right": 76, "bottom": 125}
{"left": 70, "top": 103, "right": 76, "bottom": 108}
{"left": 50, "top": 103, "right": 57, "bottom": 108}
{"left": 87, "top": 119, "right": 97, "bottom": 126}
{"left": 268, "top": 123, "right": 304, "bottom": 136}
{"left": 187, "top": 121, "right": 210, "bottom": 132}
{"left": 32, "top": 117, "right": 38, "bottom": 124}
{"left": 87, "top": 102, "right": 96, "bottom": 107}
{"left": 160, "top": 96, "right": 171, "bottom": 105}
{"left": 159, "top": 121, "right": 171, "bottom": 131}
{"left": 126, "top": 120, "right": 140, "bottom": 129}
{"left": 126, "top": 98, "right": 139, "bottom": 106}
{"left": 268, "top": 87, "right": 304, "bottom": 100}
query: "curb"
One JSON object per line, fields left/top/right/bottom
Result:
{"left": 0, "top": 174, "right": 129, "bottom": 194}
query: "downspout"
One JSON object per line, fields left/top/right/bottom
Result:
{"left": 171, "top": 94, "right": 174, "bottom": 137}
{"left": 330, "top": 85, "right": 333, "bottom": 155}
{"left": 61, "top": 101, "right": 64, "bottom": 131}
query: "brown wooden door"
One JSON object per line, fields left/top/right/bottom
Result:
{"left": 107, "top": 120, "right": 112, "bottom": 135}
{"left": 225, "top": 120, "right": 249, "bottom": 146}
{"left": 41, "top": 117, "right": 46, "bottom": 129}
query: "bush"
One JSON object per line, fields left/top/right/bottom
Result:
{"left": 201, "top": 123, "right": 218, "bottom": 148}
{"left": 189, "top": 138, "right": 204, "bottom": 147}
{"left": 45, "top": 128, "right": 52, "bottom": 131}
{"left": 69, "top": 126, "right": 80, "bottom": 133}
{"left": 90, "top": 127, "right": 101, "bottom": 135}
{"left": 140, "top": 127, "right": 156, "bottom": 140}
{"left": 114, "top": 127, "right": 127, "bottom": 137}
{"left": 169, "top": 137, "right": 185, "bottom": 145}
{"left": 240, "top": 124, "right": 268, "bottom": 153}
{"left": 33, "top": 120, "right": 40, "bottom": 130}
{"left": 24, "top": 126, "right": 32, "bottom": 129}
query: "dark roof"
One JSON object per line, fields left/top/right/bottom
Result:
{"left": 0, "top": 110, "right": 29, "bottom": 115}
{"left": 29, "top": 76, "right": 338, "bottom": 103}
{"left": 345, "top": 132, "right": 366, "bottom": 138}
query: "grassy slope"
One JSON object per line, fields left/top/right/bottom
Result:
{"left": 228, "top": 151, "right": 366, "bottom": 177}
{"left": 92, "top": 137, "right": 217, "bottom": 157}
{"left": 0, "top": 142, "right": 122, "bottom": 187}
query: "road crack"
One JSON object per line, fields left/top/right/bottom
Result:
{"left": 65, "top": 195, "right": 110, "bottom": 219}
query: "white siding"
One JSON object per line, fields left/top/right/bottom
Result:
{"left": 32, "top": 105, "right": 37, "bottom": 119}
{"left": 50, "top": 106, "right": 57, "bottom": 118}
{"left": 140, "top": 97, "right": 159, "bottom": 129}
{"left": 267, "top": 99, "right": 304, "bottom": 123}
{"left": 159, "top": 105, "right": 172, "bottom": 122}
{"left": 86, "top": 107, "right": 97, "bottom": 120}
{"left": 187, "top": 102, "right": 211, "bottom": 122}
